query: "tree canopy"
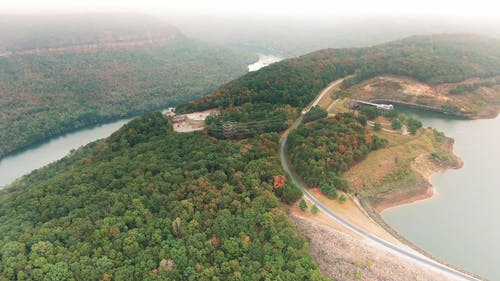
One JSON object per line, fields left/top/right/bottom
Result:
{"left": 287, "top": 113, "right": 387, "bottom": 197}
{"left": 0, "top": 113, "right": 324, "bottom": 280}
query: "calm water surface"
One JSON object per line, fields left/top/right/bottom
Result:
{"left": 248, "top": 54, "right": 282, "bottom": 72}
{"left": 382, "top": 108, "right": 500, "bottom": 280}
{"left": 0, "top": 119, "right": 130, "bottom": 187}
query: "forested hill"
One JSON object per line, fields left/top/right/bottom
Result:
{"left": 0, "top": 112, "right": 324, "bottom": 280}
{"left": 178, "top": 34, "right": 500, "bottom": 113}
{"left": 0, "top": 14, "right": 256, "bottom": 158}
{"left": 3, "top": 33, "right": 497, "bottom": 280}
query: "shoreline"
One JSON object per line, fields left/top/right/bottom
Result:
{"left": 370, "top": 99, "right": 474, "bottom": 119}
{"left": 347, "top": 74, "right": 500, "bottom": 121}
{"left": 370, "top": 99, "right": 499, "bottom": 120}
{"left": 374, "top": 181, "right": 433, "bottom": 213}
{"left": 370, "top": 139, "right": 464, "bottom": 213}
{"left": 355, "top": 141, "right": 486, "bottom": 280}
{"left": 374, "top": 145, "right": 464, "bottom": 213}
{"left": 319, "top": 78, "right": 496, "bottom": 280}
{"left": 356, "top": 197, "right": 485, "bottom": 281}
{"left": 291, "top": 214, "right": 454, "bottom": 281}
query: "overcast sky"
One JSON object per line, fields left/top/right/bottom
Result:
{"left": 2, "top": 0, "right": 499, "bottom": 19}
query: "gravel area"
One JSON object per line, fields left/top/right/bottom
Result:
{"left": 292, "top": 215, "right": 453, "bottom": 281}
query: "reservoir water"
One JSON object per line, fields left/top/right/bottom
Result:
{"left": 0, "top": 119, "right": 130, "bottom": 187}
{"left": 248, "top": 54, "right": 282, "bottom": 72}
{"left": 0, "top": 54, "right": 272, "bottom": 188}
{"left": 382, "top": 108, "right": 500, "bottom": 280}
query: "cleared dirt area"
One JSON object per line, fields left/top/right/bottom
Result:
{"left": 292, "top": 214, "right": 453, "bottom": 281}
{"left": 346, "top": 75, "right": 500, "bottom": 118}
{"left": 171, "top": 109, "right": 217, "bottom": 133}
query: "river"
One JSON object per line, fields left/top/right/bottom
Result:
{"left": 0, "top": 54, "right": 276, "bottom": 188}
{"left": 248, "top": 54, "right": 282, "bottom": 72}
{"left": 382, "top": 107, "right": 500, "bottom": 280}
{"left": 0, "top": 119, "right": 130, "bottom": 187}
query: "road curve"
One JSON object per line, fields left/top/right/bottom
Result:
{"left": 280, "top": 81, "right": 482, "bottom": 281}
{"left": 302, "top": 79, "right": 344, "bottom": 114}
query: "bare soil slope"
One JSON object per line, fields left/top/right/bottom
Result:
{"left": 345, "top": 75, "right": 500, "bottom": 118}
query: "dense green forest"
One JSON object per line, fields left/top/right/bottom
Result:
{"left": 287, "top": 114, "right": 387, "bottom": 198}
{"left": 1, "top": 33, "right": 498, "bottom": 280}
{"left": 0, "top": 16, "right": 255, "bottom": 158}
{"left": 0, "top": 113, "right": 323, "bottom": 280}
{"left": 179, "top": 34, "right": 500, "bottom": 114}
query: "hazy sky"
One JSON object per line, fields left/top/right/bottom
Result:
{"left": 2, "top": 0, "right": 499, "bottom": 19}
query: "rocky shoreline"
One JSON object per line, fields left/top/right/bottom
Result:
{"left": 292, "top": 215, "right": 453, "bottom": 281}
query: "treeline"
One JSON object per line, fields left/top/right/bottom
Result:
{"left": 179, "top": 34, "right": 500, "bottom": 115}
{"left": 0, "top": 38, "right": 255, "bottom": 158}
{"left": 287, "top": 113, "right": 387, "bottom": 198}
{"left": 176, "top": 48, "right": 363, "bottom": 113}
{"left": 0, "top": 112, "right": 323, "bottom": 280}
{"left": 449, "top": 78, "right": 498, "bottom": 94}
{"left": 303, "top": 106, "right": 328, "bottom": 124}
{"left": 342, "top": 35, "right": 500, "bottom": 87}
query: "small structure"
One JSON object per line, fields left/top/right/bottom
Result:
{"left": 163, "top": 107, "right": 185, "bottom": 123}
{"left": 163, "top": 107, "right": 176, "bottom": 118}
{"left": 355, "top": 100, "right": 393, "bottom": 111}
{"left": 164, "top": 108, "right": 219, "bottom": 133}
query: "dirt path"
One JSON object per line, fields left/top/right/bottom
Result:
{"left": 327, "top": 98, "right": 340, "bottom": 112}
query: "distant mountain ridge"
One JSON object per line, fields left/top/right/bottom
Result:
{"left": 0, "top": 14, "right": 182, "bottom": 52}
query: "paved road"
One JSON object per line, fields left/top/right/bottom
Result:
{"left": 302, "top": 79, "right": 344, "bottom": 114}
{"left": 280, "top": 86, "right": 482, "bottom": 281}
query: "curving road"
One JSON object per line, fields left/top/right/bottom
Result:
{"left": 280, "top": 80, "right": 482, "bottom": 281}
{"left": 302, "top": 79, "right": 344, "bottom": 114}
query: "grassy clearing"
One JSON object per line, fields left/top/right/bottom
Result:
{"left": 344, "top": 122, "right": 460, "bottom": 208}
{"left": 326, "top": 98, "right": 352, "bottom": 114}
